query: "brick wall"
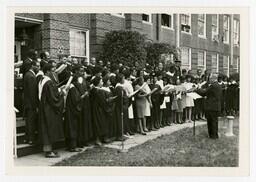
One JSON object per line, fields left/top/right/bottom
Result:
{"left": 15, "top": 13, "right": 240, "bottom": 74}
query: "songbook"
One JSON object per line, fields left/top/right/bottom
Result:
{"left": 14, "top": 61, "right": 23, "bottom": 68}
{"left": 64, "top": 76, "right": 73, "bottom": 91}
{"left": 198, "top": 81, "right": 207, "bottom": 88}
{"left": 187, "top": 92, "right": 202, "bottom": 100}
{"left": 55, "top": 64, "right": 67, "bottom": 74}
{"left": 129, "top": 82, "right": 147, "bottom": 97}
{"left": 166, "top": 71, "right": 174, "bottom": 77}
{"left": 162, "top": 84, "right": 175, "bottom": 92}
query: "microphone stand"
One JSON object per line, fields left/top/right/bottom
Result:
{"left": 119, "top": 89, "right": 128, "bottom": 153}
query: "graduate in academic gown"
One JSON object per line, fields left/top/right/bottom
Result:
{"left": 101, "top": 75, "right": 117, "bottom": 141}
{"left": 38, "top": 63, "right": 65, "bottom": 158}
{"left": 64, "top": 75, "right": 84, "bottom": 152}
{"left": 90, "top": 76, "right": 109, "bottom": 145}
{"left": 74, "top": 66, "right": 94, "bottom": 146}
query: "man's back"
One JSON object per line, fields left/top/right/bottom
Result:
{"left": 204, "top": 83, "right": 222, "bottom": 112}
{"left": 23, "top": 71, "right": 37, "bottom": 109}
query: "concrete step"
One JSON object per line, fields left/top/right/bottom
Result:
{"left": 17, "top": 132, "right": 26, "bottom": 145}
{"left": 16, "top": 140, "right": 66, "bottom": 157}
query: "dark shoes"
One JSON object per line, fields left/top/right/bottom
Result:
{"left": 69, "top": 148, "right": 82, "bottom": 152}
{"left": 45, "top": 151, "right": 60, "bottom": 158}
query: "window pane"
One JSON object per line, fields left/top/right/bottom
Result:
{"left": 223, "top": 56, "right": 229, "bottom": 67}
{"left": 223, "top": 15, "right": 229, "bottom": 29}
{"left": 212, "top": 54, "right": 217, "bottom": 72}
{"left": 198, "top": 14, "right": 205, "bottom": 20}
{"left": 198, "top": 21, "right": 204, "bottom": 35}
{"left": 161, "top": 14, "right": 170, "bottom": 27}
{"left": 69, "top": 29, "right": 87, "bottom": 57}
{"left": 198, "top": 51, "right": 204, "bottom": 66}
{"left": 181, "top": 47, "right": 189, "bottom": 65}
{"left": 142, "top": 14, "right": 149, "bottom": 22}
{"left": 212, "top": 15, "right": 217, "bottom": 25}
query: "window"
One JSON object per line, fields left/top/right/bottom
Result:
{"left": 232, "top": 56, "right": 239, "bottom": 72}
{"left": 161, "top": 14, "right": 173, "bottom": 28}
{"left": 180, "top": 47, "right": 191, "bottom": 70}
{"left": 142, "top": 14, "right": 152, "bottom": 23}
{"left": 111, "top": 13, "right": 125, "bottom": 18}
{"left": 223, "top": 15, "right": 230, "bottom": 44}
{"left": 181, "top": 14, "right": 191, "bottom": 33}
{"left": 212, "top": 14, "right": 219, "bottom": 41}
{"left": 198, "top": 51, "right": 206, "bottom": 70}
{"left": 198, "top": 14, "right": 206, "bottom": 37}
{"left": 70, "top": 29, "right": 89, "bottom": 60}
{"left": 233, "top": 19, "right": 240, "bottom": 46}
{"left": 211, "top": 54, "right": 219, "bottom": 73}
{"left": 223, "top": 55, "right": 230, "bottom": 76}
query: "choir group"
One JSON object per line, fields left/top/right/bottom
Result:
{"left": 18, "top": 50, "right": 239, "bottom": 158}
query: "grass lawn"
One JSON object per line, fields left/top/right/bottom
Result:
{"left": 54, "top": 117, "right": 239, "bottom": 167}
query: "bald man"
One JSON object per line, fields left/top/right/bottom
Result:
{"left": 196, "top": 73, "right": 222, "bottom": 139}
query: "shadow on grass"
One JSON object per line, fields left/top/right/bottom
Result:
{"left": 54, "top": 118, "right": 239, "bottom": 167}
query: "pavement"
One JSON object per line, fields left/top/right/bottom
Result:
{"left": 14, "top": 120, "right": 207, "bottom": 166}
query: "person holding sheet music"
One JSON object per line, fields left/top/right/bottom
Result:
{"left": 173, "top": 77, "right": 186, "bottom": 124}
{"left": 64, "top": 74, "right": 84, "bottom": 152}
{"left": 183, "top": 75, "right": 195, "bottom": 123}
{"left": 134, "top": 77, "right": 148, "bottom": 135}
{"left": 38, "top": 63, "right": 66, "bottom": 158}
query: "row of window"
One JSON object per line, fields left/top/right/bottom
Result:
{"left": 180, "top": 47, "right": 239, "bottom": 75}
{"left": 136, "top": 13, "right": 239, "bottom": 45}
{"left": 69, "top": 28, "right": 239, "bottom": 75}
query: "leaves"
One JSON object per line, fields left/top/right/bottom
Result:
{"left": 100, "top": 30, "right": 147, "bottom": 68}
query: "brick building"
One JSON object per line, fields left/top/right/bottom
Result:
{"left": 14, "top": 13, "right": 240, "bottom": 157}
{"left": 14, "top": 13, "right": 240, "bottom": 75}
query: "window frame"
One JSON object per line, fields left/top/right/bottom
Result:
{"left": 198, "top": 14, "right": 206, "bottom": 38}
{"left": 223, "top": 15, "right": 230, "bottom": 44}
{"left": 232, "top": 56, "right": 239, "bottom": 72}
{"left": 180, "top": 47, "right": 192, "bottom": 70}
{"left": 142, "top": 13, "right": 152, "bottom": 24}
{"left": 223, "top": 55, "right": 230, "bottom": 76}
{"left": 211, "top": 53, "right": 219, "bottom": 73}
{"left": 111, "top": 13, "right": 125, "bottom": 18}
{"left": 160, "top": 14, "right": 174, "bottom": 30}
{"left": 181, "top": 14, "right": 192, "bottom": 34}
{"left": 233, "top": 19, "right": 240, "bottom": 46}
{"left": 69, "top": 28, "right": 90, "bottom": 60}
{"left": 211, "top": 14, "right": 219, "bottom": 41}
{"left": 198, "top": 50, "right": 206, "bottom": 70}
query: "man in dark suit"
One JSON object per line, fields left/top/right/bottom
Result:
{"left": 23, "top": 61, "right": 40, "bottom": 144}
{"left": 197, "top": 73, "right": 222, "bottom": 139}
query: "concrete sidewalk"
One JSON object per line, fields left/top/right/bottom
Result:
{"left": 14, "top": 120, "right": 207, "bottom": 166}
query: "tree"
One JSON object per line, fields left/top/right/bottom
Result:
{"left": 145, "top": 42, "right": 179, "bottom": 67}
{"left": 100, "top": 30, "right": 147, "bottom": 68}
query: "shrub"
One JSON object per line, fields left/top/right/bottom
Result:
{"left": 100, "top": 30, "right": 147, "bottom": 68}
{"left": 145, "top": 42, "right": 179, "bottom": 67}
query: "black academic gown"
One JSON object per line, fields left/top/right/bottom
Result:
{"left": 38, "top": 79, "right": 64, "bottom": 146}
{"left": 78, "top": 79, "right": 94, "bottom": 144}
{"left": 101, "top": 87, "right": 116, "bottom": 138}
{"left": 64, "top": 85, "right": 82, "bottom": 148}
{"left": 90, "top": 87, "right": 109, "bottom": 139}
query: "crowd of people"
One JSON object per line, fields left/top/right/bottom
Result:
{"left": 17, "top": 49, "right": 239, "bottom": 158}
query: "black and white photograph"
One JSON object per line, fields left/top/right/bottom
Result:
{"left": 11, "top": 11, "right": 242, "bottom": 167}
{"left": 2, "top": 3, "right": 252, "bottom": 177}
